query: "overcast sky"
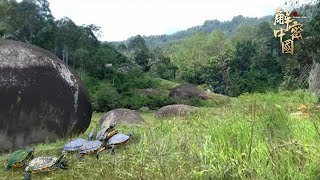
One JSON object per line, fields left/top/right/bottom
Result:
{"left": 47, "top": 0, "right": 303, "bottom": 42}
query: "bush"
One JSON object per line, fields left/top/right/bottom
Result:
{"left": 92, "top": 82, "right": 121, "bottom": 112}
{"left": 132, "top": 74, "right": 159, "bottom": 89}
{"left": 119, "top": 93, "right": 175, "bottom": 110}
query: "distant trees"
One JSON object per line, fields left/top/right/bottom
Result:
{"left": 128, "top": 35, "right": 151, "bottom": 72}
{"left": 1, "top": 0, "right": 320, "bottom": 101}
{"left": 150, "top": 47, "right": 178, "bottom": 80}
{"left": 167, "top": 13, "right": 319, "bottom": 96}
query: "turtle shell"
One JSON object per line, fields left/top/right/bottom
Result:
{"left": 63, "top": 138, "right": 86, "bottom": 151}
{"left": 25, "top": 156, "right": 58, "bottom": 172}
{"left": 107, "top": 134, "right": 130, "bottom": 145}
{"left": 6, "top": 149, "right": 33, "bottom": 168}
{"left": 79, "top": 141, "right": 102, "bottom": 154}
{"left": 96, "top": 128, "right": 107, "bottom": 141}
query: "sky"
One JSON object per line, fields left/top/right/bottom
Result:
{"left": 47, "top": 0, "right": 304, "bottom": 42}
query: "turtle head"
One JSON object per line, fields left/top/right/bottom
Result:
{"left": 28, "top": 147, "right": 35, "bottom": 155}
{"left": 88, "top": 131, "right": 94, "bottom": 141}
{"left": 58, "top": 152, "right": 66, "bottom": 162}
{"left": 127, "top": 132, "right": 133, "bottom": 137}
{"left": 109, "top": 123, "right": 116, "bottom": 129}
{"left": 107, "top": 123, "right": 116, "bottom": 132}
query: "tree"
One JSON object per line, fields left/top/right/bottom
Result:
{"left": 169, "top": 32, "right": 209, "bottom": 81}
{"left": 128, "top": 35, "right": 151, "bottom": 72}
{"left": 249, "top": 22, "right": 283, "bottom": 92}
{"left": 229, "top": 40, "right": 256, "bottom": 95}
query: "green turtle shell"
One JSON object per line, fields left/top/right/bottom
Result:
{"left": 25, "top": 156, "right": 58, "bottom": 172}
{"left": 6, "top": 149, "right": 33, "bottom": 168}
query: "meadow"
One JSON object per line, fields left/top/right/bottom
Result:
{"left": 1, "top": 90, "right": 320, "bottom": 180}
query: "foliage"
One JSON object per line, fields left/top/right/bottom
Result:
{"left": 91, "top": 82, "right": 121, "bottom": 112}
{"left": 127, "top": 35, "right": 152, "bottom": 72}
{"left": 150, "top": 48, "right": 178, "bottom": 80}
{"left": 1, "top": 0, "right": 320, "bottom": 107}
{"left": 113, "top": 15, "right": 273, "bottom": 49}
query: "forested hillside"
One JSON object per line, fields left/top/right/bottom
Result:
{"left": 1, "top": 0, "right": 319, "bottom": 113}
{"left": 112, "top": 15, "right": 273, "bottom": 48}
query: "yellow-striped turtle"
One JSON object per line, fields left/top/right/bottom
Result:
{"left": 24, "top": 153, "right": 68, "bottom": 180}
{"left": 3, "top": 148, "right": 34, "bottom": 171}
{"left": 106, "top": 133, "right": 132, "bottom": 155}
{"left": 96, "top": 124, "right": 117, "bottom": 141}
{"left": 63, "top": 132, "right": 94, "bottom": 152}
{"left": 78, "top": 133, "right": 109, "bottom": 159}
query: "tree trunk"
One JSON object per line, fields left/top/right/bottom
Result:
{"left": 309, "top": 61, "right": 320, "bottom": 101}
{"left": 219, "top": 57, "right": 233, "bottom": 96}
{"left": 66, "top": 51, "right": 69, "bottom": 65}
{"left": 62, "top": 46, "right": 65, "bottom": 63}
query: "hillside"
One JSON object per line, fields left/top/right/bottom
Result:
{"left": 1, "top": 4, "right": 320, "bottom": 180}
{"left": 111, "top": 15, "right": 273, "bottom": 48}
{"left": 1, "top": 90, "right": 320, "bottom": 179}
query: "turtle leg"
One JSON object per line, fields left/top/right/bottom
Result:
{"left": 24, "top": 171, "right": 31, "bottom": 180}
{"left": 96, "top": 151, "right": 100, "bottom": 159}
{"left": 110, "top": 145, "right": 115, "bottom": 155}
{"left": 77, "top": 153, "right": 84, "bottom": 159}
{"left": 59, "top": 161, "right": 68, "bottom": 170}
{"left": 96, "top": 147, "right": 106, "bottom": 159}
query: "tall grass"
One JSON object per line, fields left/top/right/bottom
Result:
{"left": 1, "top": 90, "right": 320, "bottom": 179}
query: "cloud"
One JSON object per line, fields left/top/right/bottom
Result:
{"left": 48, "top": 0, "right": 284, "bottom": 41}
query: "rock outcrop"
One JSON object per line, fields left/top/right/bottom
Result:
{"left": 169, "top": 83, "right": 209, "bottom": 100}
{"left": 100, "top": 108, "right": 144, "bottom": 128}
{"left": 0, "top": 40, "right": 92, "bottom": 152}
{"left": 155, "top": 104, "right": 197, "bottom": 118}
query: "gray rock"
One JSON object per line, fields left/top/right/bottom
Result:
{"left": 140, "top": 106, "right": 150, "bottom": 112}
{"left": 0, "top": 40, "right": 92, "bottom": 152}
{"left": 155, "top": 104, "right": 197, "bottom": 118}
{"left": 100, "top": 108, "right": 144, "bottom": 128}
{"left": 169, "top": 83, "right": 209, "bottom": 100}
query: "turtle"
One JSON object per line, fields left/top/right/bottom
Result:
{"left": 63, "top": 132, "right": 94, "bottom": 152}
{"left": 96, "top": 124, "right": 116, "bottom": 141}
{"left": 106, "top": 133, "right": 132, "bottom": 155}
{"left": 3, "top": 148, "right": 35, "bottom": 171}
{"left": 24, "top": 153, "right": 68, "bottom": 180}
{"left": 78, "top": 133, "right": 108, "bottom": 159}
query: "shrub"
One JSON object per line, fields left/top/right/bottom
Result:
{"left": 92, "top": 82, "right": 121, "bottom": 112}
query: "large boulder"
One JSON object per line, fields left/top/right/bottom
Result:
{"left": 0, "top": 40, "right": 92, "bottom": 152}
{"left": 169, "top": 83, "right": 209, "bottom": 100}
{"left": 155, "top": 104, "right": 197, "bottom": 118}
{"left": 100, "top": 108, "right": 144, "bottom": 128}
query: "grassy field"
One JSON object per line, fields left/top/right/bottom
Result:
{"left": 1, "top": 90, "right": 320, "bottom": 180}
